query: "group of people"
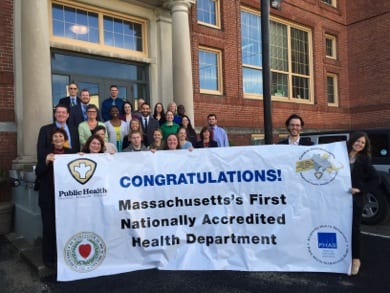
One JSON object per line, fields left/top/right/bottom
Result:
{"left": 35, "top": 83, "right": 376, "bottom": 277}
{"left": 35, "top": 83, "right": 230, "bottom": 268}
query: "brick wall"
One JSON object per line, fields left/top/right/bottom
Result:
{"left": 0, "top": 0, "right": 16, "bottom": 189}
{"left": 191, "top": 0, "right": 390, "bottom": 145}
{"left": 347, "top": 9, "right": 390, "bottom": 128}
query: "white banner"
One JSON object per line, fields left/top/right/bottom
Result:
{"left": 54, "top": 142, "right": 352, "bottom": 281}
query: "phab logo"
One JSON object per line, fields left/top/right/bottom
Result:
{"left": 64, "top": 232, "right": 106, "bottom": 273}
{"left": 307, "top": 225, "right": 349, "bottom": 265}
{"left": 68, "top": 158, "right": 97, "bottom": 185}
{"left": 318, "top": 232, "right": 337, "bottom": 249}
{"left": 296, "top": 147, "right": 344, "bottom": 185}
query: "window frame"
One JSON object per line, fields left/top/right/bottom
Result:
{"left": 49, "top": 0, "right": 148, "bottom": 58}
{"left": 325, "top": 34, "right": 337, "bottom": 59}
{"left": 197, "top": 0, "right": 221, "bottom": 29}
{"left": 326, "top": 72, "right": 339, "bottom": 106}
{"left": 240, "top": 7, "right": 314, "bottom": 104}
{"left": 198, "top": 46, "right": 223, "bottom": 95}
{"left": 321, "top": 0, "right": 337, "bottom": 8}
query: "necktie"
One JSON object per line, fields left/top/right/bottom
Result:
{"left": 209, "top": 127, "right": 214, "bottom": 140}
{"left": 144, "top": 118, "right": 148, "bottom": 129}
{"left": 71, "top": 98, "right": 76, "bottom": 107}
{"left": 61, "top": 126, "right": 71, "bottom": 148}
{"left": 82, "top": 104, "right": 87, "bottom": 120}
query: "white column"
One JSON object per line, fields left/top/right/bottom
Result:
{"left": 165, "top": 0, "right": 195, "bottom": 124}
{"left": 156, "top": 12, "right": 174, "bottom": 108}
{"left": 13, "top": 0, "right": 52, "bottom": 167}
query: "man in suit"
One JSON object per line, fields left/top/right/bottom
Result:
{"left": 37, "top": 104, "right": 80, "bottom": 161}
{"left": 68, "top": 89, "right": 101, "bottom": 128}
{"left": 58, "top": 82, "right": 80, "bottom": 110}
{"left": 278, "top": 113, "right": 313, "bottom": 145}
{"left": 139, "top": 102, "right": 159, "bottom": 147}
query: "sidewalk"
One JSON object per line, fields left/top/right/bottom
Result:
{"left": 3, "top": 215, "right": 390, "bottom": 281}
{"left": 2, "top": 225, "right": 390, "bottom": 293}
{"left": 3, "top": 233, "right": 55, "bottom": 279}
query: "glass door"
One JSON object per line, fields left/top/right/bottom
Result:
{"left": 51, "top": 50, "right": 149, "bottom": 110}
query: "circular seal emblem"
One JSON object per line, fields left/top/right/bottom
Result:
{"left": 297, "top": 147, "right": 343, "bottom": 185}
{"left": 307, "top": 225, "right": 349, "bottom": 265}
{"left": 64, "top": 232, "right": 106, "bottom": 273}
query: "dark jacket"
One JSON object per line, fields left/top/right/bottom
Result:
{"left": 194, "top": 140, "right": 218, "bottom": 148}
{"left": 35, "top": 147, "right": 73, "bottom": 206}
{"left": 278, "top": 137, "right": 314, "bottom": 145}
{"left": 140, "top": 116, "right": 160, "bottom": 147}
{"left": 58, "top": 96, "right": 80, "bottom": 109}
{"left": 351, "top": 155, "right": 379, "bottom": 196}
{"left": 186, "top": 128, "right": 198, "bottom": 146}
{"left": 37, "top": 123, "right": 80, "bottom": 161}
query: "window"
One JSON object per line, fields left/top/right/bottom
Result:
{"left": 103, "top": 16, "right": 143, "bottom": 51}
{"left": 199, "top": 47, "right": 223, "bottom": 94}
{"left": 318, "top": 135, "right": 347, "bottom": 144}
{"left": 197, "top": 0, "right": 220, "bottom": 28}
{"left": 241, "top": 9, "right": 313, "bottom": 102}
{"left": 52, "top": 4, "right": 99, "bottom": 43}
{"left": 326, "top": 73, "right": 338, "bottom": 105}
{"left": 321, "top": 0, "right": 337, "bottom": 8}
{"left": 325, "top": 34, "right": 337, "bottom": 59}
{"left": 51, "top": 2, "right": 146, "bottom": 55}
{"left": 241, "top": 10, "right": 262, "bottom": 95}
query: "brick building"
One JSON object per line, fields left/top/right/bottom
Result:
{"left": 0, "top": 0, "right": 389, "bottom": 177}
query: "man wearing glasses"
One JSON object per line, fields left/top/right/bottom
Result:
{"left": 278, "top": 114, "right": 313, "bottom": 145}
{"left": 59, "top": 82, "right": 80, "bottom": 109}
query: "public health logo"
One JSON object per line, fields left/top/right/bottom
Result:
{"left": 67, "top": 158, "right": 97, "bottom": 185}
{"left": 307, "top": 225, "right": 349, "bottom": 265}
{"left": 64, "top": 232, "right": 106, "bottom": 273}
{"left": 296, "top": 147, "right": 344, "bottom": 185}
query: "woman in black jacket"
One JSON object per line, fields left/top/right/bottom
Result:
{"left": 194, "top": 126, "right": 218, "bottom": 148}
{"left": 348, "top": 131, "right": 378, "bottom": 275}
{"left": 35, "top": 128, "right": 73, "bottom": 268}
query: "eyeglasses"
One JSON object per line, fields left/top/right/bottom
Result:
{"left": 87, "top": 111, "right": 97, "bottom": 113}
{"left": 69, "top": 88, "right": 77, "bottom": 90}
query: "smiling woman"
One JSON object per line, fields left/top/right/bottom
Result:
{"left": 82, "top": 134, "right": 105, "bottom": 154}
{"left": 35, "top": 127, "right": 74, "bottom": 268}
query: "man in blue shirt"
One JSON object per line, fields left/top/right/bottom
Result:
{"left": 101, "top": 85, "right": 124, "bottom": 121}
{"left": 208, "top": 113, "right": 229, "bottom": 147}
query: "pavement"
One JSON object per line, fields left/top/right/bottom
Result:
{"left": 1, "top": 215, "right": 389, "bottom": 292}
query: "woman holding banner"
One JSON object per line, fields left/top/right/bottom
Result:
{"left": 348, "top": 131, "right": 378, "bottom": 275}
{"left": 35, "top": 128, "right": 73, "bottom": 269}
{"left": 164, "top": 133, "right": 180, "bottom": 150}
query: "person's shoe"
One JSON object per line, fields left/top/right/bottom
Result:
{"left": 351, "top": 259, "right": 361, "bottom": 275}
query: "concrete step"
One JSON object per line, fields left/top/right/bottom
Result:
{"left": 5, "top": 232, "right": 55, "bottom": 278}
